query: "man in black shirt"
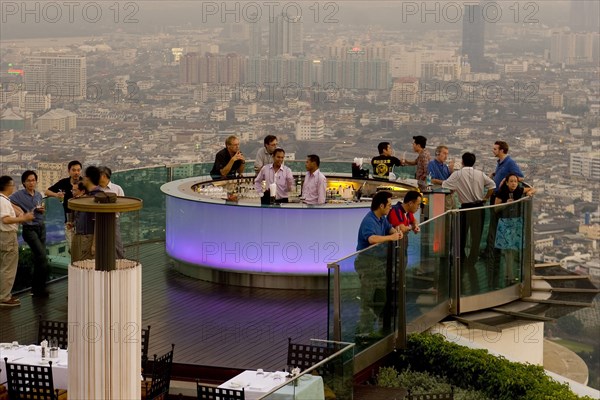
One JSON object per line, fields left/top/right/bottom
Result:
{"left": 45, "top": 160, "right": 82, "bottom": 249}
{"left": 210, "top": 135, "right": 246, "bottom": 179}
{"left": 371, "top": 142, "right": 402, "bottom": 180}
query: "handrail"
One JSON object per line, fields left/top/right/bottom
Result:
{"left": 256, "top": 340, "right": 355, "bottom": 400}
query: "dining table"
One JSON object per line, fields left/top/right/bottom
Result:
{"left": 0, "top": 344, "right": 68, "bottom": 389}
{"left": 219, "top": 370, "right": 325, "bottom": 400}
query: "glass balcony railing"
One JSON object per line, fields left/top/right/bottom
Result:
{"left": 328, "top": 196, "right": 534, "bottom": 349}
{"left": 257, "top": 339, "right": 355, "bottom": 400}
{"left": 327, "top": 241, "right": 403, "bottom": 353}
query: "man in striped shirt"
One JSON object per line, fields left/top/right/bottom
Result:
{"left": 254, "top": 148, "right": 294, "bottom": 203}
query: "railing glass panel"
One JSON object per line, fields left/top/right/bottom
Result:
{"left": 328, "top": 242, "right": 400, "bottom": 352}
{"left": 405, "top": 212, "right": 452, "bottom": 328}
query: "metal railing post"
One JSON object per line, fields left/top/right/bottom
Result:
{"left": 396, "top": 236, "right": 407, "bottom": 349}
{"left": 327, "top": 262, "right": 342, "bottom": 342}
{"left": 451, "top": 210, "right": 461, "bottom": 315}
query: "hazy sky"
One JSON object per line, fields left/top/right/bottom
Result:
{"left": 0, "top": 1, "right": 575, "bottom": 40}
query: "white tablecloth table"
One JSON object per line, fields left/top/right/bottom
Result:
{"left": 0, "top": 345, "right": 68, "bottom": 389}
{"left": 219, "top": 370, "right": 325, "bottom": 400}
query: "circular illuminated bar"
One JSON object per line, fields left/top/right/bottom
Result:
{"left": 161, "top": 174, "right": 417, "bottom": 289}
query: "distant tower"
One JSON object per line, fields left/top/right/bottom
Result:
{"left": 248, "top": 19, "right": 262, "bottom": 57}
{"left": 569, "top": 0, "right": 600, "bottom": 33}
{"left": 462, "top": 4, "right": 485, "bottom": 72}
{"left": 268, "top": 14, "right": 303, "bottom": 57}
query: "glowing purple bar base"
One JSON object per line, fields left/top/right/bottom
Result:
{"left": 165, "top": 196, "right": 368, "bottom": 275}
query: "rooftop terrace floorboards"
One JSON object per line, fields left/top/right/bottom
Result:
{"left": 0, "top": 241, "right": 329, "bottom": 371}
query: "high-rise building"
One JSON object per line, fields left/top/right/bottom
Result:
{"left": 390, "top": 78, "right": 420, "bottom": 105}
{"left": 569, "top": 0, "right": 600, "bottom": 33}
{"left": 24, "top": 55, "right": 86, "bottom": 100}
{"left": 295, "top": 116, "right": 324, "bottom": 140}
{"left": 179, "top": 53, "right": 200, "bottom": 84}
{"left": 462, "top": 4, "right": 485, "bottom": 72}
{"left": 550, "top": 30, "right": 599, "bottom": 65}
{"left": 268, "top": 15, "right": 303, "bottom": 57}
{"left": 38, "top": 162, "right": 66, "bottom": 195}
{"left": 248, "top": 21, "right": 262, "bottom": 57}
{"left": 570, "top": 152, "right": 600, "bottom": 180}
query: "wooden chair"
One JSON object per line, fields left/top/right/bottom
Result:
{"left": 196, "top": 382, "right": 245, "bottom": 400}
{"left": 287, "top": 337, "right": 335, "bottom": 372}
{"left": 141, "top": 344, "right": 175, "bottom": 400}
{"left": 37, "top": 315, "right": 69, "bottom": 349}
{"left": 4, "top": 358, "right": 67, "bottom": 400}
{"left": 141, "top": 325, "right": 151, "bottom": 373}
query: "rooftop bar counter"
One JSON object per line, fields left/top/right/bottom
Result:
{"left": 161, "top": 173, "right": 418, "bottom": 289}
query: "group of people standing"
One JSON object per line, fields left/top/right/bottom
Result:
{"left": 210, "top": 135, "right": 327, "bottom": 205}
{"left": 355, "top": 138, "right": 534, "bottom": 334}
{"left": 0, "top": 162, "right": 124, "bottom": 307}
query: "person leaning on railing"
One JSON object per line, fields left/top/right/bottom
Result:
{"left": 491, "top": 173, "right": 536, "bottom": 287}
{"left": 354, "top": 191, "right": 403, "bottom": 336}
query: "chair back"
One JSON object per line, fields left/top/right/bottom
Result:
{"left": 406, "top": 387, "right": 454, "bottom": 400}
{"left": 141, "top": 325, "right": 151, "bottom": 372}
{"left": 145, "top": 344, "right": 175, "bottom": 400}
{"left": 37, "top": 316, "right": 69, "bottom": 349}
{"left": 196, "top": 382, "right": 245, "bottom": 400}
{"left": 4, "top": 358, "right": 59, "bottom": 400}
{"left": 287, "top": 337, "right": 335, "bottom": 372}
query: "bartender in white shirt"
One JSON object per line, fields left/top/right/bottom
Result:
{"left": 302, "top": 154, "right": 327, "bottom": 205}
{"left": 254, "top": 148, "right": 294, "bottom": 204}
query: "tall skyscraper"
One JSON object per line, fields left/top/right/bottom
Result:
{"left": 569, "top": 0, "right": 600, "bottom": 33}
{"left": 248, "top": 21, "right": 262, "bottom": 57}
{"left": 462, "top": 4, "right": 485, "bottom": 72}
{"left": 268, "top": 15, "right": 303, "bottom": 57}
{"left": 550, "top": 30, "right": 599, "bottom": 65}
{"left": 24, "top": 55, "right": 86, "bottom": 100}
{"left": 179, "top": 53, "right": 200, "bottom": 84}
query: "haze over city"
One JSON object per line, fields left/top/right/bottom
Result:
{"left": 0, "top": 0, "right": 599, "bottom": 390}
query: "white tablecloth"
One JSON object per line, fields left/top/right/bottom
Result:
{"left": 0, "top": 345, "right": 68, "bottom": 389}
{"left": 219, "top": 370, "right": 325, "bottom": 400}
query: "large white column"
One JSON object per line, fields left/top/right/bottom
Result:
{"left": 68, "top": 259, "right": 142, "bottom": 399}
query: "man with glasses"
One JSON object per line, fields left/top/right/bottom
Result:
{"left": 210, "top": 135, "right": 246, "bottom": 179}
{"left": 254, "top": 135, "right": 278, "bottom": 174}
{"left": 1, "top": 176, "right": 35, "bottom": 307}
{"left": 9, "top": 171, "right": 50, "bottom": 298}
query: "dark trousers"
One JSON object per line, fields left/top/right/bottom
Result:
{"left": 460, "top": 202, "right": 485, "bottom": 293}
{"left": 354, "top": 254, "right": 387, "bottom": 334}
{"left": 22, "top": 224, "right": 48, "bottom": 294}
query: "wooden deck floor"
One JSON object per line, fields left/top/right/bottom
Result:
{"left": 0, "top": 241, "right": 329, "bottom": 371}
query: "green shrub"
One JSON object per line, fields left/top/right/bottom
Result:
{"left": 392, "top": 333, "right": 594, "bottom": 400}
{"left": 376, "top": 366, "right": 489, "bottom": 400}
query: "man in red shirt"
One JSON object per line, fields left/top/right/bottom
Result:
{"left": 388, "top": 190, "right": 422, "bottom": 234}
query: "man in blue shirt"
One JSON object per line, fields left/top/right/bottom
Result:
{"left": 427, "top": 145, "right": 453, "bottom": 184}
{"left": 491, "top": 141, "right": 523, "bottom": 200}
{"left": 355, "top": 191, "right": 402, "bottom": 336}
{"left": 484, "top": 141, "right": 524, "bottom": 279}
{"left": 428, "top": 145, "right": 456, "bottom": 209}
{"left": 9, "top": 170, "right": 49, "bottom": 298}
